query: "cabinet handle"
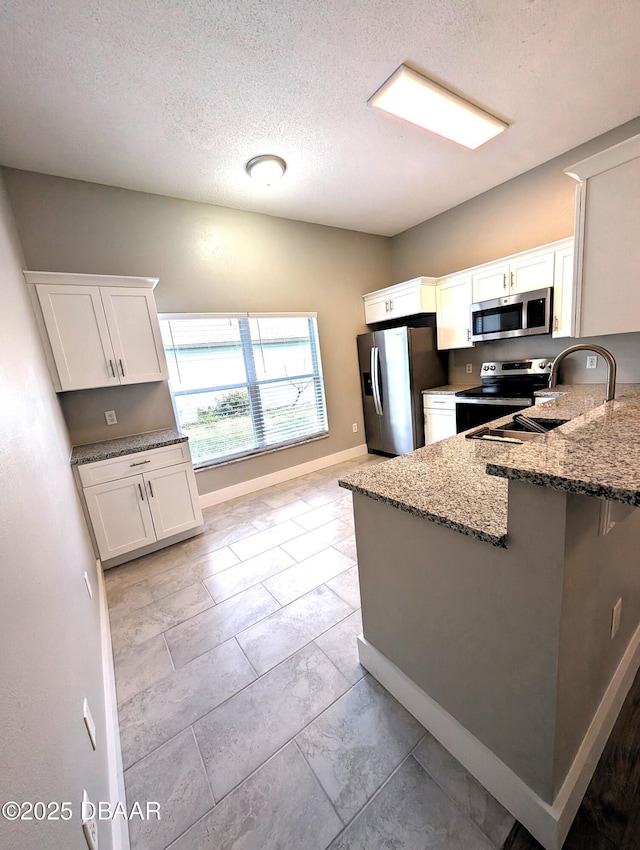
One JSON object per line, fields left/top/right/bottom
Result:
{"left": 467, "top": 328, "right": 471, "bottom": 341}
{"left": 130, "top": 459, "right": 151, "bottom": 467}
{"left": 148, "top": 480, "right": 154, "bottom": 498}
{"left": 389, "top": 298, "right": 393, "bottom": 312}
{"left": 119, "top": 359, "right": 125, "bottom": 376}
{"left": 510, "top": 271, "right": 515, "bottom": 288}
{"left": 554, "top": 316, "right": 559, "bottom": 331}
{"left": 138, "top": 482, "right": 144, "bottom": 501}
{"left": 385, "top": 300, "right": 390, "bottom": 313}
{"left": 503, "top": 273, "right": 507, "bottom": 290}
{"left": 109, "top": 360, "right": 116, "bottom": 378}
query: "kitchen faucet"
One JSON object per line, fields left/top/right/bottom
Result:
{"left": 548, "top": 344, "right": 617, "bottom": 401}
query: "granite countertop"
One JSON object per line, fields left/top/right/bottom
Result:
{"left": 422, "top": 383, "right": 477, "bottom": 395}
{"left": 488, "top": 384, "right": 640, "bottom": 505}
{"left": 339, "top": 383, "right": 640, "bottom": 547}
{"left": 71, "top": 428, "right": 187, "bottom": 465}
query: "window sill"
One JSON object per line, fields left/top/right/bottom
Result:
{"left": 192, "top": 431, "right": 330, "bottom": 472}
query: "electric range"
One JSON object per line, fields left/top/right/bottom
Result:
{"left": 455, "top": 359, "right": 553, "bottom": 432}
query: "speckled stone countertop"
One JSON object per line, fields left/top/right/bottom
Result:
{"left": 71, "top": 428, "right": 187, "bottom": 465}
{"left": 488, "top": 384, "right": 640, "bottom": 505}
{"left": 339, "top": 383, "right": 640, "bottom": 547}
{"left": 422, "top": 383, "right": 477, "bottom": 395}
{"left": 339, "top": 436, "right": 513, "bottom": 547}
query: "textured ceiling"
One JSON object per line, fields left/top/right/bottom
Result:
{"left": 1, "top": 1, "right": 640, "bottom": 236}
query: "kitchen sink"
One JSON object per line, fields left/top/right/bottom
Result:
{"left": 500, "top": 417, "right": 568, "bottom": 433}
{"left": 466, "top": 417, "right": 568, "bottom": 443}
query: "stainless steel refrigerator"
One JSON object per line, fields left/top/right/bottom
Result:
{"left": 357, "top": 326, "right": 446, "bottom": 456}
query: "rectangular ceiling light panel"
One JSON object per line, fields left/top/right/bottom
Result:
{"left": 368, "top": 65, "right": 507, "bottom": 150}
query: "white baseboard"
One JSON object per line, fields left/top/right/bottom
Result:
{"left": 198, "top": 443, "right": 369, "bottom": 508}
{"left": 97, "top": 560, "right": 130, "bottom": 850}
{"left": 358, "top": 629, "right": 640, "bottom": 850}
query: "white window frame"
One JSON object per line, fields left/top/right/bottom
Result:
{"left": 160, "top": 312, "right": 329, "bottom": 468}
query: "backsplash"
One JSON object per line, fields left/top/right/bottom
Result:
{"left": 59, "top": 381, "right": 177, "bottom": 446}
{"left": 448, "top": 331, "right": 640, "bottom": 386}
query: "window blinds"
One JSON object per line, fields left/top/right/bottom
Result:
{"left": 160, "top": 314, "right": 328, "bottom": 467}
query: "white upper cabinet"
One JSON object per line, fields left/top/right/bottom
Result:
{"left": 471, "top": 248, "right": 555, "bottom": 303}
{"left": 552, "top": 246, "right": 574, "bottom": 338}
{"left": 101, "top": 287, "right": 168, "bottom": 384}
{"left": 434, "top": 238, "right": 573, "bottom": 350}
{"left": 566, "top": 133, "right": 640, "bottom": 338}
{"left": 36, "top": 284, "right": 121, "bottom": 390}
{"left": 363, "top": 277, "right": 437, "bottom": 325}
{"left": 26, "top": 272, "right": 169, "bottom": 391}
{"left": 509, "top": 250, "right": 555, "bottom": 294}
{"left": 436, "top": 275, "right": 473, "bottom": 350}
{"left": 472, "top": 263, "right": 509, "bottom": 302}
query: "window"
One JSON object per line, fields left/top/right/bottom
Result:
{"left": 160, "top": 314, "right": 328, "bottom": 467}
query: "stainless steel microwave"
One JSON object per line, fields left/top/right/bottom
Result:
{"left": 470, "top": 287, "right": 552, "bottom": 342}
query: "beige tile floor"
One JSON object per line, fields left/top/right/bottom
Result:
{"left": 106, "top": 455, "right": 514, "bottom": 850}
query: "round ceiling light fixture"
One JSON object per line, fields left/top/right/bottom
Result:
{"left": 245, "top": 154, "right": 286, "bottom": 186}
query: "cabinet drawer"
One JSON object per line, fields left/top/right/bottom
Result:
{"left": 423, "top": 394, "right": 456, "bottom": 411}
{"left": 77, "top": 442, "right": 192, "bottom": 486}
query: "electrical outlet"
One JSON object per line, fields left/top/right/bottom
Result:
{"left": 104, "top": 410, "right": 117, "bottom": 425}
{"left": 465, "top": 363, "right": 473, "bottom": 374}
{"left": 81, "top": 790, "right": 98, "bottom": 850}
{"left": 611, "top": 598, "right": 622, "bottom": 639}
{"left": 352, "top": 423, "right": 358, "bottom": 433}
{"left": 83, "top": 698, "right": 97, "bottom": 750}
{"left": 586, "top": 355, "right": 598, "bottom": 369}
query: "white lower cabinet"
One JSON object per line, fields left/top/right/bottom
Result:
{"left": 145, "top": 463, "right": 202, "bottom": 540}
{"left": 85, "top": 475, "right": 157, "bottom": 559}
{"left": 80, "top": 444, "right": 202, "bottom": 563}
{"left": 423, "top": 395, "right": 457, "bottom": 444}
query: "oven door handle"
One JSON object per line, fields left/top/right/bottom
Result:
{"left": 371, "top": 346, "right": 383, "bottom": 415}
{"left": 455, "top": 397, "right": 531, "bottom": 407}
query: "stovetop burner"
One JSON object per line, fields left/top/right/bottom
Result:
{"left": 455, "top": 359, "right": 554, "bottom": 402}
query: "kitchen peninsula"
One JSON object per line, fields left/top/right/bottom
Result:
{"left": 339, "top": 385, "right": 640, "bottom": 850}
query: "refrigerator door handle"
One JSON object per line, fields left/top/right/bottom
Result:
{"left": 371, "top": 346, "right": 383, "bottom": 415}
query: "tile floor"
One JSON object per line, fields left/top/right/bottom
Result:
{"left": 106, "top": 455, "right": 515, "bottom": 850}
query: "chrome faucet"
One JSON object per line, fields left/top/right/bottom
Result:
{"left": 548, "top": 344, "right": 617, "bottom": 401}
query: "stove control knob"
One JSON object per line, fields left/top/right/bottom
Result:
{"left": 489, "top": 365, "right": 496, "bottom": 371}
{"left": 539, "top": 361, "right": 547, "bottom": 369}
{"left": 482, "top": 365, "right": 489, "bottom": 371}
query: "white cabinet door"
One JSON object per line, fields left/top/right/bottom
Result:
{"left": 472, "top": 264, "right": 508, "bottom": 302}
{"left": 569, "top": 141, "right": 640, "bottom": 337}
{"left": 101, "top": 287, "right": 169, "bottom": 384}
{"left": 364, "top": 295, "right": 389, "bottom": 325}
{"left": 509, "top": 251, "right": 554, "bottom": 293}
{"left": 84, "top": 475, "right": 156, "bottom": 560}
{"left": 36, "top": 284, "right": 119, "bottom": 390}
{"left": 144, "top": 462, "right": 202, "bottom": 540}
{"left": 436, "top": 277, "right": 473, "bottom": 350}
{"left": 425, "top": 409, "right": 457, "bottom": 444}
{"left": 552, "top": 247, "right": 574, "bottom": 338}
{"left": 389, "top": 288, "right": 421, "bottom": 319}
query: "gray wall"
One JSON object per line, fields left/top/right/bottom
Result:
{"left": 0, "top": 176, "right": 112, "bottom": 848}
{"left": 391, "top": 116, "right": 640, "bottom": 281}
{"left": 354, "top": 476, "right": 640, "bottom": 803}
{"left": 391, "top": 116, "right": 640, "bottom": 388}
{"left": 3, "top": 170, "right": 392, "bottom": 495}
{"left": 555, "top": 494, "right": 640, "bottom": 794}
